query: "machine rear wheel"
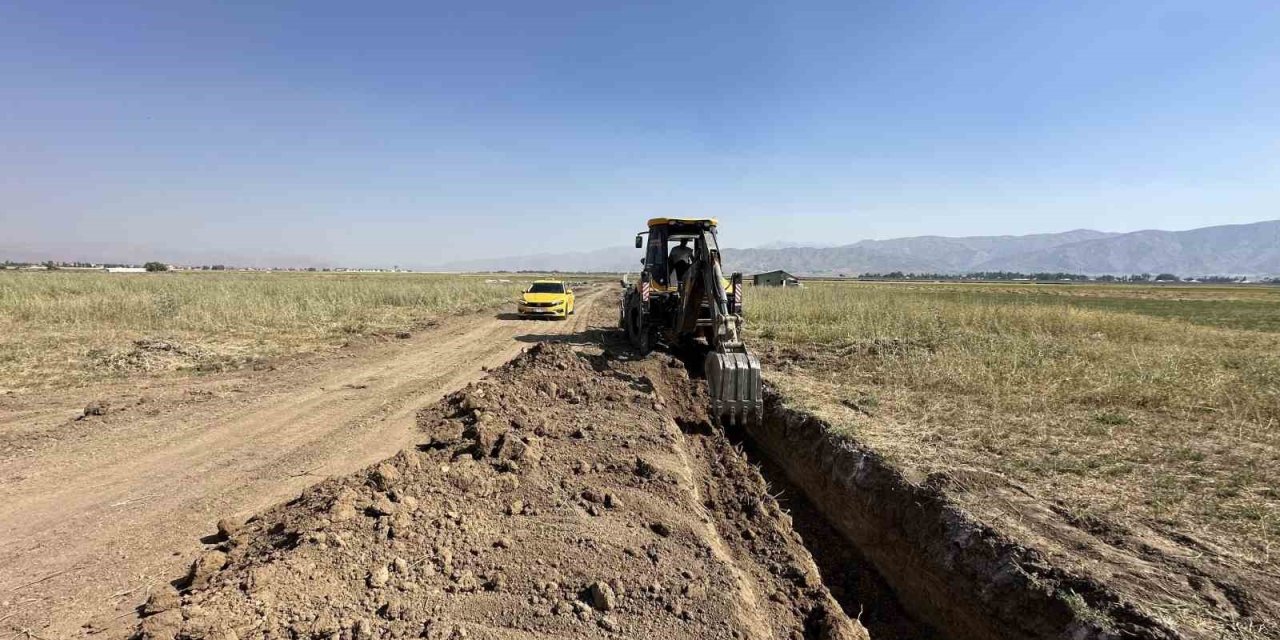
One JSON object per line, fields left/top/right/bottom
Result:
{"left": 624, "top": 297, "right": 651, "bottom": 355}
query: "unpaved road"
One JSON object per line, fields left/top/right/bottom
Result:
{"left": 0, "top": 289, "right": 604, "bottom": 638}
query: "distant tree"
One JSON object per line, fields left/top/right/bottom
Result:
{"left": 1154, "top": 273, "right": 1180, "bottom": 282}
{"left": 144, "top": 261, "right": 169, "bottom": 272}
{"left": 211, "top": 264, "right": 226, "bottom": 271}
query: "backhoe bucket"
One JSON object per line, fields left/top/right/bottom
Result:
{"left": 704, "top": 347, "right": 762, "bottom": 425}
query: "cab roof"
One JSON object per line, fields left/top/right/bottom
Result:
{"left": 532, "top": 279, "right": 565, "bottom": 284}
{"left": 647, "top": 217, "right": 718, "bottom": 228}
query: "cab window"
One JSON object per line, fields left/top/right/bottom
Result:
{"left": 528, "top": 282, "right": 565, "bottom": 294}
{"left": 646, "top": 228, "right": 669, "bottom": 285}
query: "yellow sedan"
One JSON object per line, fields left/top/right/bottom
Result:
{"left": 518, "top": 280, "right": 575, "bottom": 320}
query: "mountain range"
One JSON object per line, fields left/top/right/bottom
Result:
{"left": 7, "top": 220, "right": 1278, "bottom": 276}
{"left": 437, "top": 220, "right": 1280, "bottom": 276}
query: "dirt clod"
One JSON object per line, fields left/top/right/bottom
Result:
{"left": 371, "top": 462, "right": 401, "bottom": 491}
{"left": 634, "top": 457, "right": 658, "bottom": 478}
{"left": 599, "top": 615, "right": 619, "bottom": 631}
{"left": 184, "top": 550, "right": 227, "bottom": 589}
{"left": 367, "top": 565, "right": 390, "bottom": 588}
{"left": 369, "top": 493, "right": 397, "bottom": 516}
{"left": 136, "top": 608, "right": 182, "bottom": 639}
{"left": 141, "top": 588, "right": 179, "bottom": 616}
{"left": 214, "top": 517, "right": 241, "bottom": 540}
{"left": 589, "top": 580, "right": 617, "bottom": 611}
{"left": 83, "top": 400, "right": 110, "bottom": 417}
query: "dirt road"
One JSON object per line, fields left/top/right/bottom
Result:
{"left": 0, "top": 289, "right": 605, "bottom": 638}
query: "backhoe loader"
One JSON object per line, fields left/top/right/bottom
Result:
{"left": 621, "top": 218, "right": 762, "bottom": 425}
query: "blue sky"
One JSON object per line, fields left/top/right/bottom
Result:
{"left": 2, "top": 1, "right": 1278, "bottom": 266}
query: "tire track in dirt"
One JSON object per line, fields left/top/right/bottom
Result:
{"left": 0, "top": 290, "right": 604, "bottom": 639}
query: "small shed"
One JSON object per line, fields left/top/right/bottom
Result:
{"left": 753, "top": 270, "right": 802, "bottom": 287}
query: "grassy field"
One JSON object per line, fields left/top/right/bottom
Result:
{"left": 746, "top": 281, "right": 1280, "bottom": 571}
{"left": 0, "top": 271, "right": 532, "bottom": 391}
{"left": 846, "top": 281, "right": 1280, "bottom": 332}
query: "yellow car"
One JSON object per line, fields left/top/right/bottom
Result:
{"left": 518, "top": 280, "right": 575, "bottom": 319}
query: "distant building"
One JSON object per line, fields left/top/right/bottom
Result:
{"left": 106, "top": 267, "right": 147, "bottom": 273}
{"left": 752, "top": 270, "right": 802, "bottom": 287}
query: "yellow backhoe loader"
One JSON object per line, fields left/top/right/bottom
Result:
{"left": 621, "top": 218, "right": 762, "bottom": 425}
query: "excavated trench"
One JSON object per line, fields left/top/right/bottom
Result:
{"left": 665, "top": 351, "right": 933, "bottom": 640}
{"left": 719, "top": 398, "right": 1181, "bottom": 640}
{"left": 673, "top": 347, "right": 1179, "bottom": 640}
{"left": 730, "top": 434, "right": 940, "bottom": 640}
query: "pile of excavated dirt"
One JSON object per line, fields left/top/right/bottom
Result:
{"left": 135, "top": 343, "right": 867, "bottom": 640}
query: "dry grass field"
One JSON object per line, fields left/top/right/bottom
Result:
{"left": 747, "top": 281, "right": 1280, "bottom": 568}
{"left": 0, "top": 271, "right": 531, "bottom": 392}
{"left": 4, "top": 271, "right": 1277, "bottom": 637}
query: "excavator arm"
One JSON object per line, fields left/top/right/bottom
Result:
{"left": 676, "top": 233, "right": 762, "bottom": 425}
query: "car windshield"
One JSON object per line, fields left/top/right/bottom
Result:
{"left": 528, "top": 282, "right": 564, "bottom": 294}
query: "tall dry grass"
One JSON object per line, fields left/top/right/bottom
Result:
{"left": 748, "top": 282, "right": 1280, "bottom": 422}
{"left": 746, "top": 281, "right": 1280, "bottom": 568}
{"left": 0, "top": 271, "right": 527, "bottom": 390}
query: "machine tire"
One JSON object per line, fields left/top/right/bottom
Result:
{"left": 624, "top": 297, "right": 651, "bottom": 355}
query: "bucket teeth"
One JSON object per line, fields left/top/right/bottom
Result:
{"left": 705, "top": 348, "right": 762, "bottom": 426}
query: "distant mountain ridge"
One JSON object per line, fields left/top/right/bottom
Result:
{"left": 435, "top": 220, "right": 1280, "bottom": 276}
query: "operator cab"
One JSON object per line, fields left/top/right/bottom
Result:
{"left": 635, "top": 218, "right": 721, "bottom": 288}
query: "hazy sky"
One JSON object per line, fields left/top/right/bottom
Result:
{"left": 3, "top": 1, "right": 1279, "bottom": 266}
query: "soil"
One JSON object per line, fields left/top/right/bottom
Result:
{"left": 129, "top": 342, "right": 868, "bottom": 640}
{"left": 0, "top": 289, "right": 607, "bottom": 639}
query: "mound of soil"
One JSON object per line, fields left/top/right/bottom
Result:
{"left": 136, "top": 343, "right": 866, "bottom": 640}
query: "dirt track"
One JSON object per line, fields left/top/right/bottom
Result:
{"left": 0, "top": 289, "right": 605, "bottom": 638}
